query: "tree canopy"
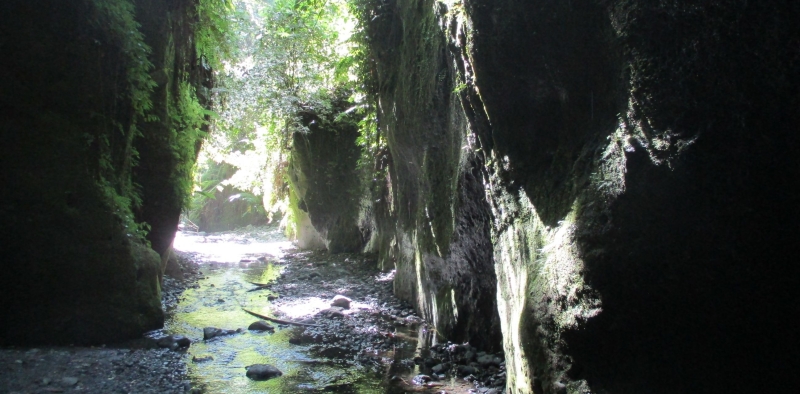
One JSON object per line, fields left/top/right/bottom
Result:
{"left": 189, "top": 0, "right": 376, "bottom": 230}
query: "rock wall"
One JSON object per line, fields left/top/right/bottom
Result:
{"left": 355, "top": 0, "right": 800, "bottom": 392}
{"left": 288, "top": 95, "right": 367, "bottom": 253}
{"left": 0, "top": 0, "right": 209, "bottom": 345}
{"left": 357, "top": 0, "right": 502, "bottom": 351}
{"left": 133, "top": 0, "right": 214, "bottom": 257}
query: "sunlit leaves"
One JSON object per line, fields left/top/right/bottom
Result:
{"left": 197, "top": 0, "right": 355, "bottom": 213}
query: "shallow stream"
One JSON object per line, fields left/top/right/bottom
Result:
{"left": 157, "top": 227, "right": 470, "bottom": 393}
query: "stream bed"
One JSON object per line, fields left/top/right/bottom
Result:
{"left": 0, "top": 226, "right": 504, "bottom": 394}
{"left": 157, "top": 226, "right": 491, "bottom": 394}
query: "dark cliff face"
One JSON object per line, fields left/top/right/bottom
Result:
{"left": 288, "top": 95, "right": 367, "bottom": 254}
{"left": 350, "top": 0, "right": 800, "bottom": 392}
{"left": 0, "top": 0, "right": 209, "bottom": 345}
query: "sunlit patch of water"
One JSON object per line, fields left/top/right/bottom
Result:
{"left": 173, "top": 228, "right": 292, "bottom": 264}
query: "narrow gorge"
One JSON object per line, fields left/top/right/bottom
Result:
{"left": 1, "top": 0, "right": 798, "bottom": 393}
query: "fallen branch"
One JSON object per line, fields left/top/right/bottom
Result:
{"left": 246, "top": 281, "right": 271, "bottom": 287}
{"left": 241, "top": 308, "right": 318, "bottom": 327}
{"left": 245, "top": 281, "right": 272, "bottom": 292}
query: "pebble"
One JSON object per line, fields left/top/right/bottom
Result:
{"left": 192, "top": 355, "right": 213, "bottom": 363}
{"left": 477, "top": 354, "right": 500, "bottom": 367}
{"left": 61, "top": 377, "right": 79, "bottom": 386}
{"left": 156, "top": 335, "right": 192, "bottom": 349}
{"left": 174, "top": 336, "right": 192, "bottom": 347}
{"left": 412, "top": 374, "right": 432, "bottom": 385}
{"left": 245, "top": 364, "right": 283, "bottom": 381}
{"left": 203, "top": 327, "right": 242, "bottom": 340}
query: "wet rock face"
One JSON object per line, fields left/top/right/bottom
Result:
{"left": 360, "top": 0, "right": 800, "bottom": 393}
{"left": 133, "top": 0, "right": 213, "bottom": 260}
{"left": 0, "top": 0, "right": 207, "bottom": 346}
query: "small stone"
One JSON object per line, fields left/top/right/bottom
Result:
{"left": 331, "top": 295, "right": 351, "bottom": 309}
{"left": 411, "top": 374, "right": 432, "bottom": 385}
{"left": 61, "top": 377, "right": 79, "bottom": 386}
{"left": 245, "top": 364, "right": 283, "bottom": 381}
{"left": 456, "top": 365, "right": 477, "bottom": 376}
{"left": 192, "top": 355, "right": 213, "bottom": 363}
{"left": 42, "top": 378, "right": 51, "bottom": 385}
{"left": 203, "top": 327, "right": 219, "bottom": 339}
{"left": 203, "top": 327, "right": 239, "bottom": 340}
{"left": 477, "top": 354, "right": 500, "bottom": 367}
{"left": 248, "top": 320, "right": 274, "bottom": 331}
{"left": 157, "top": 336, "right": 175, "bottom": 348}
{"left": 317, "top": 307, "right": 345, "bottom": 319}
{"left": 173, "top": 335, "right": 192, "bottom": 347}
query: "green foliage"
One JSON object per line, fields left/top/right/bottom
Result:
{"left": 192, "top": 0, "right": 359, "bottom": 227}
{"left": 170, "top": 80, "right": 210, "bottom": 208}
{"left": 197, "top": 0, "right": 237, "bottom": 69}
{"left": 86, "top": 0, "right": 159, "bottom": 240}
{"left": 88, "top": 0, "right": 157, "bottom": 117}
{"left": 84, "top": 0, "right": 228, "bottom": 239}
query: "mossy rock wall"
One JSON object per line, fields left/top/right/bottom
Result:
{"left": 288, "top": 97, "right": 366, "bottom": 253}
{"left": 133, "top": 0, "right": 213, "bottom": 256}
{"left": 359, "top": 0, "right": 501, "bottom": 350}
{"left": 0, "top": 0, "right": 208, "bottom": 345}
{"left": 361, "top": 0, "right": 800, "bottom": 392}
